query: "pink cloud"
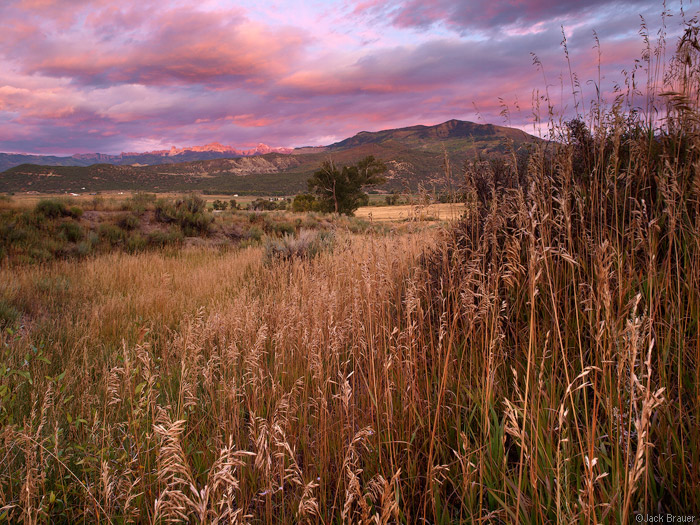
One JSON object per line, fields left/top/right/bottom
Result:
{"left": 350, "top": 0, "right": 652, "bottom": 32}
{"left": 228, "top": 115, "right": 278, "bottom": 127}
{"left": 1, "top": 4, "right": 309, "bottom": 87}
{"left": 0, "top": 0, "right": 685, "bottom": 156}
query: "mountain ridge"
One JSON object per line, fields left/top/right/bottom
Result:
{"left": 0, "top": 143, "right": 293, "bottom": 172}
{"left": 0, "top": 120, "right": 540, "bottom": 194}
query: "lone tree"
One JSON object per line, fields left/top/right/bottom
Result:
{"left": 307, "top": 155, "right": 387, "bottom": 215}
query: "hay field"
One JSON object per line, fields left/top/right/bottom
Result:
{"left": 355, "top": 202, "right": 462, "bottom": 222}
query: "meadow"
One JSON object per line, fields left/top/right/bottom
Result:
{"left": 1, "top": 27, "right": 700, "bottom": 525}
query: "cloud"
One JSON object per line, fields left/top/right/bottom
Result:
{"left": 0, "top": 0, "right": 688, "bottom": 155}
{"left": 0, "top": 3, "right": 309, "bottom": 87}
{"left": 351, "top": 0, "right": 656, "bottom": 33}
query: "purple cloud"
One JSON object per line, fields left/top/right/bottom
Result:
{"left": 0, "top": 0, "right": 688, "bottom": 155}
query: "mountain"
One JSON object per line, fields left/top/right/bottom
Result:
{"left": 328, "top": 119, "right": 531, "bottom": 151}
{"left": 0, "top": 143, "right": 293, "bottom": 172}
{"left": 0, "top": 120, "right": 539, "bottom": 194}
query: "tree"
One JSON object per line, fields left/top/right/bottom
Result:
{"left": 307, "top": 155, "right": 387, "bottom": 215}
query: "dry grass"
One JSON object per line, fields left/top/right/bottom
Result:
{"left": 0, "top": 229, "right": 440, "bottom": 522}
{"left": 355, "top": 202, "right": 462, "bottom": 222}
{"left": 3, "top": 192, "right": 264, "bottom": 209}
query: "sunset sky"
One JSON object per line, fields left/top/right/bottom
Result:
{"left": 0, "top": 0, "right": 689, "bottom": 155}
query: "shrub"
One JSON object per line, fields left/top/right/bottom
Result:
{"left": 155, "top": 195, "right": 212, "bottom": 235}
{"left": 126, "top": 234, "right": 147, "bottom": 253}
{"left": 249, "top": 198, "right": 284, "bottom": 211}
{"left": 292, "top": 193, "right": 320, "bottom": 212}
{"left": 154, "top": 199, "right": 178, "bottom": 223}
{"left": 178, "top": 210, "right": 212, "bottom": 236}
{"left": 248, "top": 211, "right": 264, "bottom": 223}
{"left": 98, "top": 223, "right": 124, "bottom": 245}
{"left": 272, "top": 221, "right": 296, "bottom": 236}
{"left": 35, "top": 199, "right": 67, "bottom": 219}
{"left": 59, "top": 221, "right": 84, "bottom": 243}
{"left": 68, "top": 206, "right": 84, "bottom": 219}
{"left": 147, "top": 229, "right": 183, "bottom": 247}
{"left": 117, "top": 213, "right": 140, "bottom": 231}
{"left": 74, "top": 241, "right": 93, "bottom": 257}
{"left": 123, "top": 192, "right": 156, "bottom": 213}
{"left": 246, "top": 225, "right": 263, "bottom": 241}
{"left": 263, "top": 229, "right": 335, "bottom": 263}
{"left": 346, "top": 217, "right": 371, "bottom": 234}
{"left": 0, "top": 221, "right": 29, "bottom": 244}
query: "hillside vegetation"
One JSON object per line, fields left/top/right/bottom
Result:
{"left": 0, "top": 120, "right": 538, "bottom": 194}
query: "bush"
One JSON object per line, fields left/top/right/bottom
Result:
{"left": 154, "top": 199, "right": 178, "bottom": 223}
{"left": 178, "top": 210, "right": 212, "bottom": 236}
{"left": 123, "top": 192, "right": 156, "bottom": 213}
{"left": 126, "top": 234, "right": 147, "bottom": 253}
{"left": 272, "top": 221, "right": 296, "bottom": 236}
{"left": 147, "top": 229, "right": 183, "bottom": 247}
{"left": 0, "top": 221, "right": 29, "bottom": 244}
{"left": 346, "top": 217, "right": 371, "bottom": 234}
{"left": 117, "top": 213, "right": 140, "bottom": 231}
{"left": 35, "top": 199, "right": 67, "bottom": 219}
{"left": 248, "top": 211, "right": 264, "bottom": 224}
{"left": 292, "top": 193, "right": 320, "bottom": 212}
{"left": 249, "top": 198, "right": 285, "bottom": 211}
{"left": 68, "top": 206, "right": 84, "bottom": 219}
{"left": 155, "top": 194, "right": 212, "bottom": 235}
{"left": 59, "top": 221, "right": 84, "bottom": 243}
{"left": 263, "top": 229, "right": 335, "bottom": 263}
{"left": 246, "top": 225, "right": 263, "bottom": 241}
{"left": 74, "top": 241, "right": 93, "bottom": 257}
{"left": 98, "top": 223, "right": 124, "bottom": 245}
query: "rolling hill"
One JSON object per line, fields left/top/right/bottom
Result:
{"left": 0, "top": 120, "right": 539, "bottom": 194}
{"left": 0, "top": 143, "right": 292, "bottom": 173}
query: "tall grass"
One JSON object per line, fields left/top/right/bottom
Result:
{"left": 0, "top": 230, "right": 439, "bottom": 522}
{"left": 416, "top": 20, "right": 700, "bottom": 521}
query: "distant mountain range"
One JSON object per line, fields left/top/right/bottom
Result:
{"left": 0, "top": 120, "right": 539, "bottom": 194}
{"left": 0, "top": 143, "right": 293, "bottom": 172}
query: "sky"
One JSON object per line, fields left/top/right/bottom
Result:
{"left": 0, "top": 0, "right": 693, "bottom": 155}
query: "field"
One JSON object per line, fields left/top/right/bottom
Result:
{"left": 1, "top": 193, "right": 267, "bottom": 209}
{"left": 1, "top": 30, "right": 700, "bottom": 525}
{"left": 355, "top": 202, "right": 462, "bottom": 222}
